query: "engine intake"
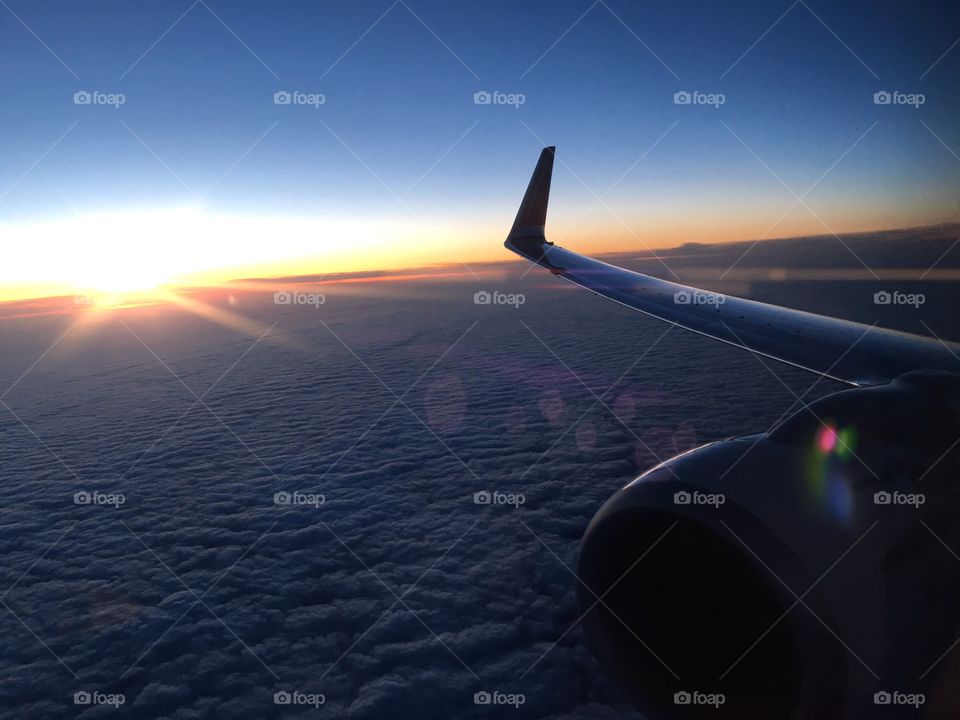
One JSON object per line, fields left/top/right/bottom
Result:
{"left": 577, "top": 372, "right": 960, "bottom": 719}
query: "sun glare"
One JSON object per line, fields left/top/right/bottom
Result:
{"left": 82, "top": 267, "right": 169, "bottom": 294}
{"left": 0, "top": 208, "right": 466, "bottom": 304}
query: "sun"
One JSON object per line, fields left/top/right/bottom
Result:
{"left": 80, "top": 267, "right": 169, "bottom": 295}
{"left": 70, "top": 242, "right": 175, "bottom": 308}
{"left": 53, "top": 209, "right": 200, "bottom": 306}
{"left": 0, "top": 206, "right": 443, "bottom": 305}
{"left": 78, "top": 267, "right": 170, "bottom": 295}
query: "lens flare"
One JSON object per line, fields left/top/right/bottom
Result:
{"left": 818, "top": 425, "right": 838, "bottom": 453}
{"left": 808, "top": 421, "right": 859, "bottom": 523}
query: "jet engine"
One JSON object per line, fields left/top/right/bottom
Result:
{"left": 577, "top": 371, "right": 960, "bottom": 719}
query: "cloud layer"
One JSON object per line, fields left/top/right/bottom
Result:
{"left": 0, "top": 270, "right": 848, "bottom": 718}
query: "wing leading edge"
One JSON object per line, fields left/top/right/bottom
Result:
{"left": 504, "top": 147, "right": 959, "bottom": 387}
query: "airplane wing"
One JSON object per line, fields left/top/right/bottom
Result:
{"left": 504, "top": 147, "right": 960, "bottom": 387}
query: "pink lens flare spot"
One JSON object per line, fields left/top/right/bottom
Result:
{"left": 818, "top": 425, "right": 838, "bottom": 454}
{"left": 539, "top": 389, "right": 566, "bottom": 425}
{"left": 613, "top": 391, "right": 637, "bottom": 424}
{"left": 575, "top": 422, "right": 597, "bottom": 451}
{"left": 504, "top": 405, "right": 528, "bottom": 433}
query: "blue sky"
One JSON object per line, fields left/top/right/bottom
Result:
{"left": 0, "top": 0, "right": 958, "bottom": 292}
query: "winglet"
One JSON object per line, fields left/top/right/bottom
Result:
{"left": 507, "top": 146, "right": 555, "bottom": 245}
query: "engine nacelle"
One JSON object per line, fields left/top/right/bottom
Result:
{"left": 577, "top": 371, "right": 960, "bottom": 719}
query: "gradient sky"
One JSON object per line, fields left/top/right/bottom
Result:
{"left": 1, "top": 0, "right": 958, "bottom": 299}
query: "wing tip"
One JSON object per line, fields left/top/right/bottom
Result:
{"left": 509, "top": 146, "right": 554, "bottom": 235}
{"left": 506, "top": 147, "right": 555, "bottom": 259}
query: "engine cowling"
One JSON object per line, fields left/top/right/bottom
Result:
{"left": 577, "top": 371, "right": 960, "bottom": 719}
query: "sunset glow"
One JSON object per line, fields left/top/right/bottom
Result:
{"left": 0, "top": 209, "right": 484, "bottom": 303}
{"left": 2, "top": 199, "right": 944, "bottom": 305}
